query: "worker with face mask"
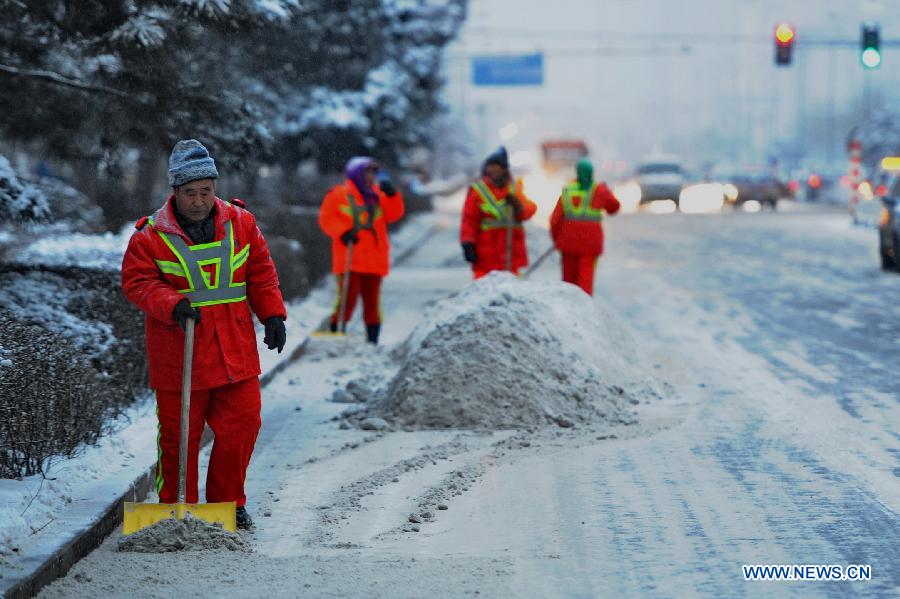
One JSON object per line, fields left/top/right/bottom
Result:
{"left": 460, "top": 146, "right": 537, "bottom": 278}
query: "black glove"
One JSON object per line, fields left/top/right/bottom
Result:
{"left": 378, "top": 171, "right": 398, "bottom": 197}
{"left": 340, "top": 229, "right": 359, "bottom": 246}
{"left": 379, "top": 179, "right": 397, "bottom": 197}
{"left": 505, "top": 193, "right": 522, "bottom": 213}
{"left": 264, "top": 316, "right": 286, "bottom": 353}
{"left": 461, "top": 242, "right": 477, "bottom": 263}
{"left": 172, "top": 299, "right": 201, "bottom": 330}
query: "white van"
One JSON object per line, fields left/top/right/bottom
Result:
{"left": 635, "top": 155, "right": 685, "bottom": 204}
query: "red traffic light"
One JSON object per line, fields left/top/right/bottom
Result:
{"left": 775, "top": 23, "right": 795, "bottom": 45}
{"left": 774, "top": 23, "right": 795, "bottom": 65}
{"left": 807, "top": 174, "right": 821, "bottom": 189}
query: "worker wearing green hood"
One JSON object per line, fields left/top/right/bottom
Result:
{"left": 549, "top": 158, "right": 621, "bottom": 295}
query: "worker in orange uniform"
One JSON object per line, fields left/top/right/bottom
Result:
{"left": 318, "top": 157, "right": 404, "bottom": 344}
{"left": 122, "top": 139, "right": 287, "bottom": 529}
{"left": 549, "top": 158, "right": 620, "bottom": 295}
{"left": 460, "top": 147, "right": 537, "bottom": 278}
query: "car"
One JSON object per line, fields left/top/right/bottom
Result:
{"left": 725, "top": 172, "right": 791, "bottom": 211}
{"left": 635, "top": 155, "right": 685, "bottom": 205}
{"left": 878, "top": 174, "right": 900, "bottom": 271}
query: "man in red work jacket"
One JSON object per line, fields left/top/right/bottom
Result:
{"left": 460, "top": 146, "right": 537, "bottom": 278}
{"left": 318, "top": 156, "right": 404, "bottom": 344}
{"left": 121, "top": 139, "right": 286, "bottom": 529}
{"left": 549, "top": 158, "right": 620, "bottom": 295}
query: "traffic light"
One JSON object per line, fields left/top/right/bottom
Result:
{"left": 861, "top": 25, "right": 881, "bottom": 68}
{"left": 774, "top": 23, "right": 795, "bottom": 66}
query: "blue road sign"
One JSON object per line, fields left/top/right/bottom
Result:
{"left": 472, "top": 53, "right": 544, "bottom": 86}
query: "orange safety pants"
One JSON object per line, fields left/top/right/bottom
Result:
{"left": 155, "top": 377, "right": 261, "bottom": 507}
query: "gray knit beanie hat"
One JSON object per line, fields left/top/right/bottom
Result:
{"left": 168, "top": 139, "right": 219, "bottom": 187}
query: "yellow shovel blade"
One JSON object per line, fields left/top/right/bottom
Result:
{"left": 310, "top": 330, "right": 348, "bottom": 338}
{"left": 122, "top": 501, "right": 237, "bottom": 535}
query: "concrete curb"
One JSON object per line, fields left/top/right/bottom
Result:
{"left": 1, "top": 219, "right": 442, "bottom": 599}
{"left": 0, "top": 352, "right": 292, "bottom": 599}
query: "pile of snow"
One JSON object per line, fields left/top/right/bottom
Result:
{"left": 353, "top": 273, "right": 658, "bottom": 430}
{"left": 0, "top": 476, "right": 73, "bottom": 557}
{"left": 117, "top": 514, "right": 248, "bottom": 553}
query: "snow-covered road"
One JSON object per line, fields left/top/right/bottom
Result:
{"left": 38, "top": 204, "right": 899, "bottom": 598}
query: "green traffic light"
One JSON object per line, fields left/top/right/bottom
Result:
{"left": 862, "top": 47, "right": 881, "bottom": 68}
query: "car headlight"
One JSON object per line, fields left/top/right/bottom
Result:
{"left": 613, "top": 181, "right": 642, "bottom": 212}
{"left": 679, "top": 183, "right": 725, "bottom": 214}
{"left": 723, "top": 183, "right": 739, "bottom": 201}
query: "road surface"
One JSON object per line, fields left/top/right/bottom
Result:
{"left": 40, "top": 202, "right": 900, "bottom": 598}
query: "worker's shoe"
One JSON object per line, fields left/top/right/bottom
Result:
{"left": 236, "top": 507, "right": 253, "bottom": 530}
{"left": 329, "top": 321, "right": 338, "bottom": 333}
{"left": 366, "top": 323, "right": 381, "bottom": 345}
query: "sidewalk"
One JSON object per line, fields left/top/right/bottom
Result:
{"left": 0, "top": 211, "right": 439, "bottom": 599}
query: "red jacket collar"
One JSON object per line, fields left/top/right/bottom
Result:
{"left": 151, "top": 196, "right": 234, "bottom": 238}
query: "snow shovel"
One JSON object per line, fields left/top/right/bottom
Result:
{"left": 122, "top": 317, "right": 236, "bottom": 535}
{"left": 522, "top": 246, "right": 556, "bottom": 279}
{"left": 505, "top": 203, "right": 514, "bottom": 273}
{"left": 312, "top": 239, "right": 354, "bottom": 337}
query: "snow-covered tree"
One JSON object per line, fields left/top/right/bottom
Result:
{"left": 246, "top": 0, "right": 466, "bottom": 173}
{"left": 0, "top": 1, "right": 467, "bottom": 220}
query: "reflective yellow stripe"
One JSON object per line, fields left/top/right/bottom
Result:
{"left": 197, "top": 258, "right": 221, "bottom": 287}
{"left": 157, "top": 232, "right": 196, "bottom": 292}
{"left": 155, "top": 260, "right": 186, "bottom": 278}
{"left": 481, "top": 220, "right": 523, "bottom": 230}
{"left": 473, "top": 182, "right": 518, "bottom": 230}
{"left": 342, "top": 195, "right": 383, "bottom": 231}
{"left": 562, "top": 183, "right": 604, "bottom": 221}
{"left": 231, "top": 244, "right": 249, "bottom": 270}
{"left": 156, "top": 221, "right": 247, "bottom": 306}
{"left": 154, "top": 398, "right": 163, "bottom": 494}
{"left": 189, "top": 295, "right": 246, "bottom": 308}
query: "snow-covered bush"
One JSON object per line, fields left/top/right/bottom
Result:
{"left": 0, "top": 156, "right": 50, "bottom": 222}
{"left": 0, "top": 266, "right": 147, "bottom": 479}
{"left": 0, "top": 309, "right": 107, "bottom": 478}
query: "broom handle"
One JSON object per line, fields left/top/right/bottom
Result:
{"left": 338, "top": 241, "right": 354, "bottom": 334}
{"left": 523, "top": 246, "right": 555, "bottom": 279}
{"left": 178, "top": 317, "right": 195, "bottom": 505}
{"left": 505, "top": 206, "right": 513, "bottom": 272}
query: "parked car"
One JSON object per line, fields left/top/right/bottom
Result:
{"left": 725, "top": 172, "right": 791, "bottom": 210}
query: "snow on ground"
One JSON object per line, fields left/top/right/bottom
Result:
{"left": 32, "top": 202, "right": 900, "bottom": 598}
{"left": 15, "top": 224, "right": 133, "bottom": 271}
{"left": 0, "top": 397, "right": 157, "bottom": 558}
{"left": 0, "top": 209, "right": 437, "bottom": 586}
{"left": 31, "top": 199, "right": 665, "bottom": 597}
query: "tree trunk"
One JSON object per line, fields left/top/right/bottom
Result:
{"left": 136, "top": 146, "right": 164, "bottom": 216}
